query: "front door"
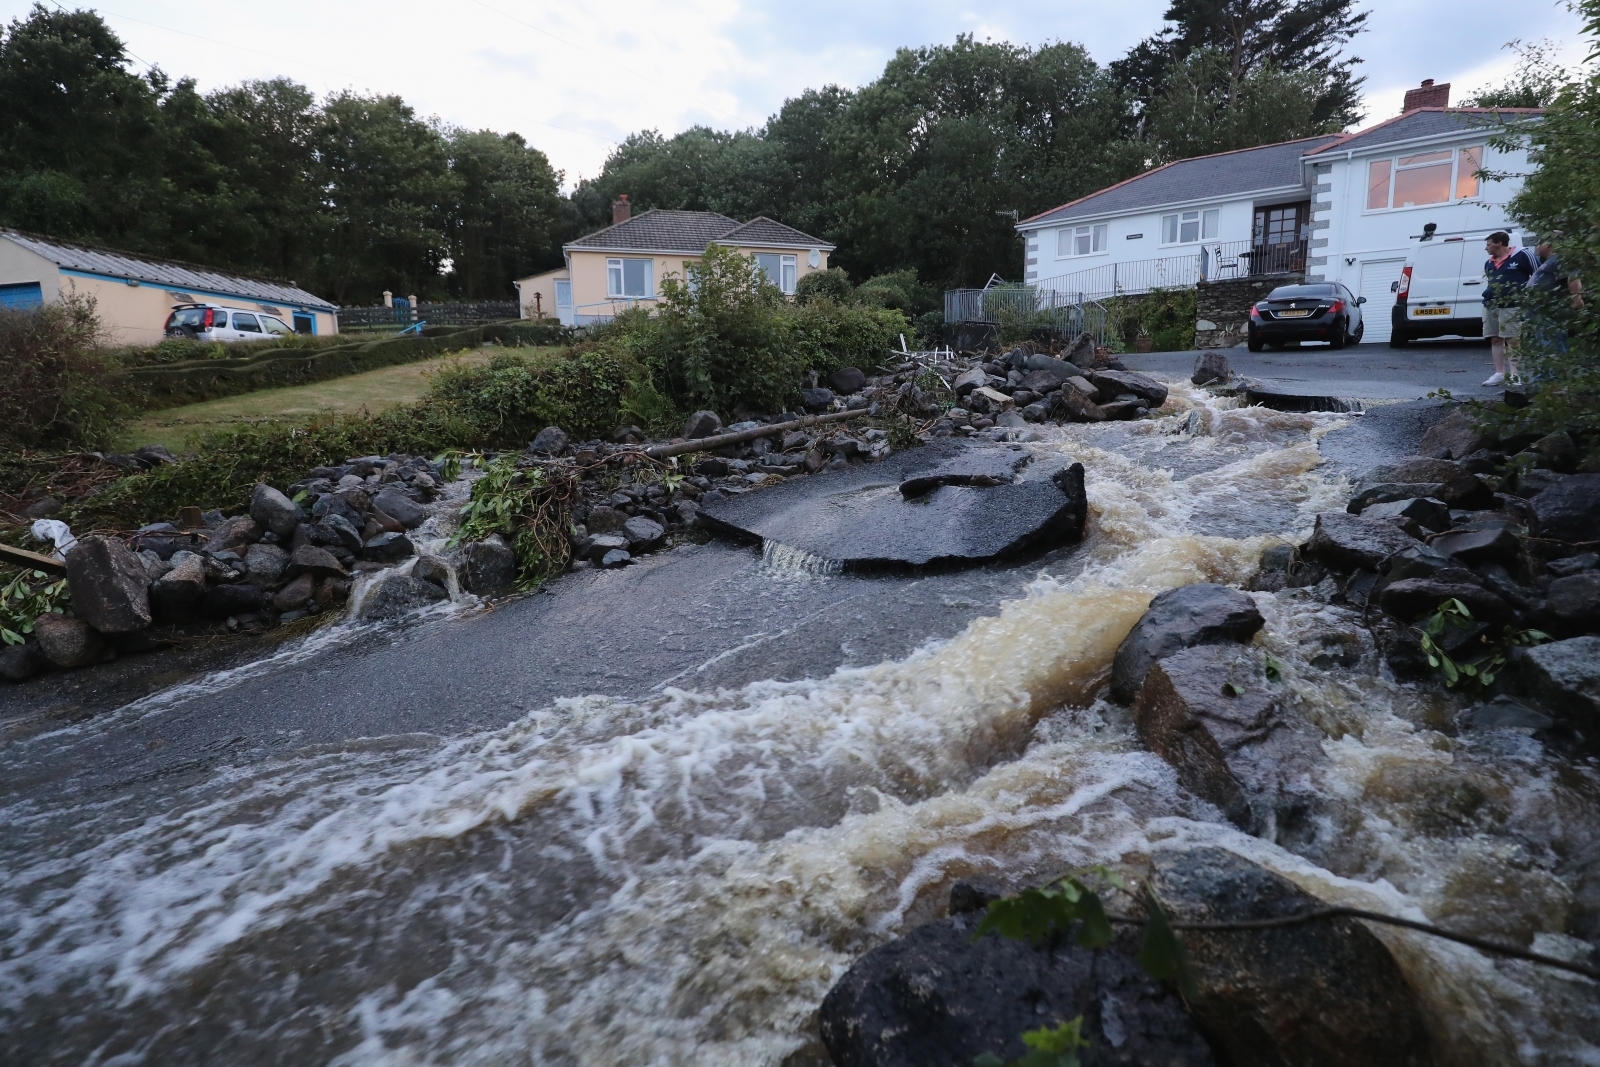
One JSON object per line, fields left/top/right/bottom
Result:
{"left": 1252, "top": 203, "right": 1309, "bottom": 274}
{"left": 555, "top": 280, "right": 574, "bottom": 327}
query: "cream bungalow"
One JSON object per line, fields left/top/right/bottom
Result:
{"left": 0, "top": 229, "right": 338, "bottom": 345}
{"left": 541, "top": 198, "right": 835, "bottom": 326}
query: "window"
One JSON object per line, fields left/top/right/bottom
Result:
{"left": 1161, "top": 209, "right": 1218, "bottom": 245}
{"left": 261, "top": 316, "right": 292, "bottom": 336}
{"left": 754, "top": 253, "right": 797, "bottom": 294}
{"left": 1057, "top": 224, "right": 1109, "bottom": 257}
{"left": 1365, "top": 147, "right": 1483, "bottom": 210}
{"left": 606, "top": 258, "right": 652, "bottom": 298}
{"left": 231, "top": 312, "right": 261, "bottom": 333}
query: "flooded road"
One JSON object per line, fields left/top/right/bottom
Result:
{"left": 3, "top": 387, "right": 1596, "bottom": 1065}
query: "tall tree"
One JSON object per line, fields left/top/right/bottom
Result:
{"left": 445, "top": 128, "right": 565, "bottom": 299}
{"left": 1143, "top": 48, "right": 1340, "bottom": 162}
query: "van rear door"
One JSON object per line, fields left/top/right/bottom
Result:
{"left": 1406, "top": 238, "right": 1466, "bottom": 326}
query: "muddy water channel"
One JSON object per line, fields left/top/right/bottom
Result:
{"left": 3, "top": 385, "right": 1596, "bottom": 1065}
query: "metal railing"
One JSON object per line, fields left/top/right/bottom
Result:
{"left": 1032, "top": 239, "right": 1308, "bottom": 301}
{"left": 943, "top": 285, "right": 1108, "bottom": 345}
{"left": 1199, "top": 239, "right": 1307, "bottom": 281}
{"left": 336, "top": 301, "right": 519, "bottom": 331}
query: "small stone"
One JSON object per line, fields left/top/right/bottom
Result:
{"left": 584, "top": 533, "right": 629, "bottom": 561}
{"left": 600, "top": 548, "right": 632, "bottom": 567}
{"left": 271, "top": 573, "right": 315, "bottom": 612}
{"left": 0, "top": 639, "right": 47, "bottom": 680}
{"left": 622, "top": 515, "right": 665, "bottom": 550}
{"left": 362, "top": 532, "right": 415, "bottom": 564}
{"left": 952, "top": 367, "right": 987, "bottom": 395}
{"left": 310, "top": 513, "right": 363, "bottom": 553}
{"left": 372, "top": 488, "right": 426, "bottom": 529}
{"left": 286, "top": 544, "right": 348, "bottom": 580}
{"left": 1191, "top": 351, "right": 1230, "bottom": 385}
{"left": 149, "top": 555, "right": 206, "bottom": 623}
{"left": 21, "top": 496, "right": 61, "bottom": 519}
{"left": 359, "top": 573, "right": 447, "bottom": 620}
{"left": 682, "top": 410, "right": 723, "bottom": 440}
{"left": 828, "top": 366, "right": 866, "bottom": 394}
{"left": 34, "top": 614, "right": 105, "bottom": 668}
{"left": 249, "top": 483, "right": 304, "bottom": 539}
{"left": 529, "top": 425, "right": 570, "bottom": 455}
{"left": 413, "top": 554, "right": 454, "bottom": 590}
{"left": 63, "top": 535, "right": 152, "bottom": 634}
{"left": 693, "top": 457, "right": 729, "bottom": 478}
{"left": 242, "top": 542, "right": 288, "bottom": 586}
{"left": 462, "top": 535, "right": 517, "bottom": 594}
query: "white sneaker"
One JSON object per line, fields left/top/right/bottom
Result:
{"left": 1482, "top": 372, "right": 1505, "bottom": 386}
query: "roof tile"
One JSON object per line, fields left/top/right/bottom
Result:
{"left": 565, "top": 209, "right": 832, "bottom": 253}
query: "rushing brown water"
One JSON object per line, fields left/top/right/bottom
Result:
{"left": 2, "top": 385, "right": 1596, "bottom": 1065}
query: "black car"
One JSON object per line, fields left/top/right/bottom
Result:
{"left": 1247, "top": 283, "right": 1366, "bottom": 350}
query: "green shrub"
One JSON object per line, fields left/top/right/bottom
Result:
{"left": 783, "top": 298, "right": 909, "bottom": 377}
{"left": 1139, "top": 287, "right": 1197, "bottom": 350}
{"left": 499, "top": 320, "right": 575, "bottom": 347}
{"left": 0, "top": 294, "right": 130, "bottom": 451}
{"left": 795, "top": 266, "right": 853, "bottom": 305}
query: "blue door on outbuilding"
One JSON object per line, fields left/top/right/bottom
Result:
{"left": 0, "top": 282, "right": 43, "bottom": 310}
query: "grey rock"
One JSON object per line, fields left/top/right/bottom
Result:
{"left": 1050, "top": 388, "right": 1106, "bottom": 422}
{"left": 363, "top": 532, "right": 416, "bottom": 564}
{"left": 818, "top": 912, "right": 1213, "bottom": 1067}
{"left": 1110, "top": 583, "right": 1265, "bottom": 704}
{"left": 413, "top": 554, "right": 454, "bottom": 590}
{"left": 1529, "top": 430, "right": 1578, "bottom": 472}
{"left": 529, "top": 425, "right": 569, "bottom": 455}
{"left": 1153, "top": 848, "right": 1434, "bottom": 1067}
{"left": 600, "top": 548, "right": 632, "bottom": 568}
{"left": 272, "top": 573, "right": 315, "bottom": 613}
{"left": 209, "top": 515, "right": 262, "bottom": 553}
{"left": 64, "top": 535, "right": 152, "bottom": 634}
{"left": 149, "top": 555, "right": 206, "bottom": 623}
{"left": 1457, "top": 695, "right": 1555, "bottom": 732}
{"left": 953, "top": 367, "right": 987, "bottom": 395}
{"left": 622, "top": 515, "right": 665, "bottom": 550}
{"left": 1348, "top": 482, "right": 1450, "bottom": 513}
{"left": 462, "top": 535, "right": 517, "bottom": 594}
{"left": 1520, "top": 636, "right": 1600, "bottom": 733}
{"left": 372, "top": 488, "right": 426, "bottom": 529}
{"left": 1356, "top": 457, "right": 1492, "bottom": 509}
{"left": 249, "top": 483, "right": 304, "bottom": 539}
{"left": 243, "top": 542, "right": 288, "bottom": 586}
{"left": 1087, "top": 369, "right": 1169, "bottom": 408}
{"left": 1020, "top": 401, "right": 1049, "bottom": 422}
{"left": 132, "top": 443, "right": 176, "bottom": 467}
{"left": 1357, "top": 497, "right": 1450, "bottom": 532}
{"left": 34, "top": 614, "right": 105, "bottom": 668}
{"left": 310, "top": 513, "right": 363, "bottom": 553}
{"left": 312, "top": 492, "right": 364, "bottom": 530}
{"left": 995, "top": 411, "right": 1027, "bottom": 428}
{"left": 829, "top": 366, "right": 867, "bottom": 393}
{"left": 0, "top": 639, "right": 47, "bottom": 681}
{"left": 200, "top": 583, "right": 266, "bottom": 620}
{"left": 1417, "top": 408, "right": 1492, "bottom": 460}
{"left": 1531, "top": 473, "right": 1600, "bottom": 543}
{"left": 21, "top": 496, "right": 61, "bottom": 519}
{"left": 1428, "top": 520, "right": 1522, "bottom": 566}
{"left": 1061, "top": 333, "right": 1097, "bottom": 368}
{"left": 1020, "top": 354, "right": 1077, "bottom": 384}
{"left": 585, "top": 505, "right": 627, "bottom": 534}
{"left": 1305, "top": 512, "right": 1418, "bottom": 572}
{"left": 1513, "top": 468, "right": 1567, "bottom": 496}
{"left": 138, "top": 549, "right": 172, "bottom": 583}
{"left": 1136, "top": 646, "right": 1327, "bottom": 843}
{"left": 583, "top": 533, "right": 629, "bottom": 561}
{"left": 1378, "top": 576, "right": 1514, "bottom": 625}
{"left": 359, "top": 573, "right": 447, "bottom": 621}
{"left": 1547, "top": 571, "right": 1600, "bottom": 631}
{"left": 1191, "top": 350, "right": 1230, "bottom": 385}
{"left": 1549, "top": 553, "right": 1599, "bottom": 577}
{"left": 802, "top": 387, "right": 835, "bottom": 412}
{"left": 286, "top": 544, "right": 348, "bottom": 580}
{"left": 1097, "top": 399, "right": 1147, "bottom": 421}
{"left": 682, "top": 410, "right": 723, "bottom": 440}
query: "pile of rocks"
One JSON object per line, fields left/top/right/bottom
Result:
{"left": 944, "top": 340, "right": 1170, "bottom": 432}
{"left": 0, "top": 453, "right": 477, "bottom": 682}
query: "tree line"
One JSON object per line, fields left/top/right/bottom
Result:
{"left": 0, "top": 1, "right": 1370, "bottom": 305}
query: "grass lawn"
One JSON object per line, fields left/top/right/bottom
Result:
{"left": 124, "top": 347, "right": 550, "bottom": 454}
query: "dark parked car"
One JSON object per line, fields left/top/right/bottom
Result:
{"left": 1247, "top": 283, "right": 1366, "bottom": 350}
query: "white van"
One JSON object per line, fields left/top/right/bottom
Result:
{"left": 164, "top": 302, "right": 296, "bottom": 342}
{"left": 1388, "top": 225, "right": 1527, "bottom": 347}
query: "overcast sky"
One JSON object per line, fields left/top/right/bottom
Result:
{"left": 4, "top": 0, "right": 1587, "bottom": 186}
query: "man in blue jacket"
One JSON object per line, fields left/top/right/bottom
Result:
{"left": 1481, "top": 231, "right": 1536, "bottom": 385}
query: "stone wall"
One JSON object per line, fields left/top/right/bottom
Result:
{"left": 1195, "top": 272, "right": 1302, "bottom": 348}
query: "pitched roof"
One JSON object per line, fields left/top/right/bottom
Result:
{"left": 1020, "top": 134, "right": 1344, "bottom": 228}
{"left": 564, "top": 208, "right": 833, "bottom": 253}
{"left": 0, "top": 228, "right": 336, "bottom": 309}
{"left": 1306, "top": 107, "right": 1544, "bottom": 155}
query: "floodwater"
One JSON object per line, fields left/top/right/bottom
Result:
{"left": 2, "top": 386, "right": 1596, "bottom": 1065}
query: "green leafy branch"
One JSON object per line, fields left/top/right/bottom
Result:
{"left": 1416, "top": 598, "right": 1549, "bottom": 692}
{"left": 1, "top": 569, "right": 70, "bottom": 645}
{"left": 448, "top": 453, "right": 579, "bottom": 588}
{"left": 974, "top": 1017, "right": 1091, "bottom": 1067}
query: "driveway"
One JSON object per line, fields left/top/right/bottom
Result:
{"left": 1121, "top": 339, "right": 1498, "bottom": 401}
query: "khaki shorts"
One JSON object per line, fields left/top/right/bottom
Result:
{"left": 1483, "top": 306, "right": 1522, "bottom": 339}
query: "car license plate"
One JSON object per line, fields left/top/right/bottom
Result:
{"left": 1414, "top": 307, "right": 1450, "bottom": 316}
{"left": 1277, "top": 309, "right": 1311, "bottom": 318}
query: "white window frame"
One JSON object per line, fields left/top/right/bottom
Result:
{"left": 1057, "top": 223, "right": 1109, "bottom": 259}
{"left": 1160, "top": 208, "right": 1219, "bottom": 246}
{"left": 754, "top": 253, "right": 798, "bottom": 295}
{"left": 1363, "top": 145, "right": 1485, "bottom": 213}
{"left": 606, "top": 257, "right": 653, "bottom": 298}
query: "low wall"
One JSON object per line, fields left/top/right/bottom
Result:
{"left": 1195, "top": 273, "right": 1302, "bottom": 348}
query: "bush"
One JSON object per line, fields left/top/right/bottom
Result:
{"left": 499, "top": 320, "right": 575, "bottom": 347}
{"left": 784, "top": 298, "right": 909, "bottom": 377}
{"left": 0, "top": 294, "right": 129, "bottom": 451}
{"left": 795, "top": 266, "right": 853, "bottom": 305}
{"left": 1139, "top": 287, "right": 1197, "bottom": 351}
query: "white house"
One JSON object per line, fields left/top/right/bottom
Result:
{"left": 1015, "top": 81, "right": 1541, "bottom": 343}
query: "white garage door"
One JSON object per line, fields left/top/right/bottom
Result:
{"left": 1358, "top": 258, "right": 1407, "bottom": 344}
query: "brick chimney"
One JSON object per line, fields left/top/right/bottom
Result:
{"left": 1402, "top": 79, "right": 1450, "bottom": 114}
{"left": 612, "top": 194, "right": 631, "bottom": 225}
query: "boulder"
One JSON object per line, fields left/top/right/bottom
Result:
{"left": 1549, "top": 552, "right": 1599, "bottom": 578}
{"left": 311, "top": 492, "right": 364, "bottom": 530}
{"left": 1087, "top": 369, "right": 1169, "bottom": 409}
{"left": 584, "top": 506, "right": 627, "bottom": 535}
{"left": 366, "top": 509, "right": 404, "bottom": 536}
{"left": 149, "top": 555, "right": 206, "bottom": 623}
{"left": 1417, "top": 408, "right": 1491, "bottom": 460}
{"left": 1061, "top": 333, "right": 1097, "bottom": 368}
{"left": 1134, "top": 646, "right": 1326, "bottom": 843}
{"left": 1020, "top": 354, "right": 1077, "bottom": 384}
{"left": 1358, "top": 497, "right": 1450, "bottom": 532}
{"left": 1020, "top": 368, "right": 1068, "bottom": 393}
{"left": 1152, "top": 848, "right": 1434, "bottom": 1067}
{"left": 1356, "top": 458, "right": 1492, "bottom": 510}
{"left": 529, "top": 425, "right": 569, "bottom": 456}
{"left": 413, "top": 554, "right": 454, "bottom": 590}
{"left": 1378, "top": 577, "right": 1514, "bottom": 625}
{"left": 309, "top": 514, "right": 363, "bottom": 553}
{"left": 363, "top": 532, "right": 416, "bottom": 564}
{"left": 1347, "top": 483, "right": 1451, "bottom": 514}
{"left": 1191, "top": 351, "right": 1230, "bottom": 385}
{"left": 1531, "top": 473, "right": 1600, "bottom": 544}
{"left": 358, "top": 573, "right": 447, "bottom": 621}
{"left": 1545, "top": 571, "right": 1600, "bottom": 633}
{"left": 829, "top": 366, "right": 867, "bottom": 394}
{"left": 1051, "top": 388, "right": 1106, "bottom": 423}
{"left": 271, "top": 573, "right": 315, "bottom": 613}
{"left": 249, "top": 483, "right": 304, "bottom": 538}
{"left": 462, "top": 534, "right": 518, "bottom": 594}
{"left": 243, "top": 543, "right": 288, "bottom": 586}
{"left": 1427, "top": 521, "right": 1522, "bottom": 566}
{"left": 968, "top": 385, "right": 1014, "bottom": 413}
{"left": 1305, "top": 512, "right": 1418, "bottom": 572}
{"left": 682, "top": 410, "right": 723, "bottom": 440}
{"left": 1098, "top": 400, "right": 1147, "bottom": 421}
{"left": 953, "top": 367, "right": 987, "bottom": 396}
{"left": 372, "top": 488, "right": 426, "bottom": 529}
{"left": 622, "top": 515, "right": 665, "bottom": 550}
{"left": 0, "top": 639, "right": 47, "bottom": 681}
{"left": 286, "top": 544, "right": 348, "bottom": 580}
{"left": 1529, "top": 431, "right": 1578, "bottom": 472}
{"left": 1520, "top": 636, "right": 1600, "bottom": 733}
{"left": 818, "top": 911, "right": 1214, "bottom": 1067}
{"left": 802, "top": 387, "right": 836, "bottom": 412}
{"left": 200, "top": 583, "right": 266, "bottom": 619}
{"left": 34, "top": 614, "right": 105, "bottom": 668}
{"left": 63, "top": 535, "right": 152, "bottom": 634}
{"left": 1512, "top": 468, "right": 1566, "bottom": 497}
{"left": 1110, "top": 583, "right": 1265, "bottom": 704}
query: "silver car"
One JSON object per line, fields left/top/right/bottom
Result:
{"left": 164, "top": 302, "right": 296, "bottom": 342}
